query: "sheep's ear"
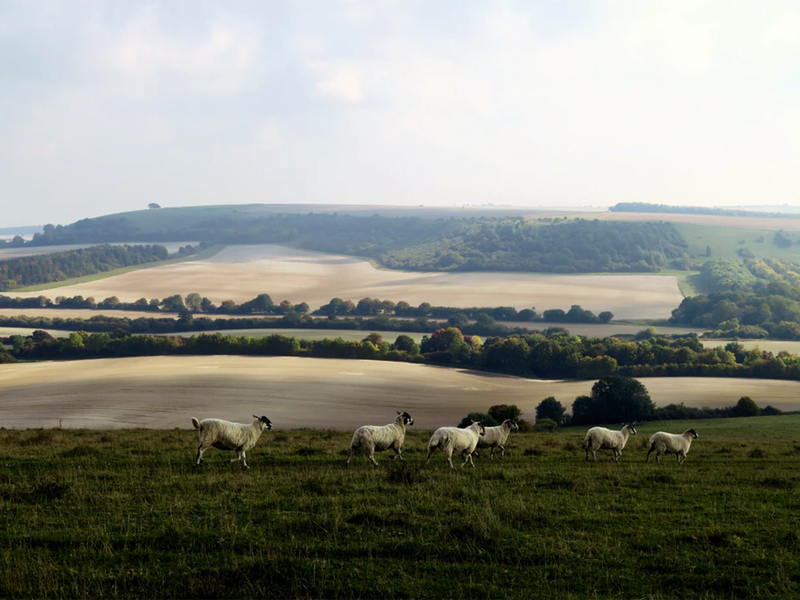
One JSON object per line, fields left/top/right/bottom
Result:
{"left": 397, "top": 411, "right": 401, "bottom": 415}
{"left": 253, "top": 415, "right": 259, "bottom": 419}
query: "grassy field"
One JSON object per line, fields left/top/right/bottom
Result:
{"left": 1, "top": 416, "right": 798, "bottom": 598}
{"left": 674, "top": 222, "right": 800, "bottom": 265}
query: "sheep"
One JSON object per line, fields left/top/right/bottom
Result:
{"left": 346, "top": 411, "right": 414, "bottom": 467}
{"left": 584, "top": 423, "right": 637, "bottom": 462}
{"left": 424, "top": 421, "right": 486, "bottom": 469}
{"left": 474, "top": 419, "right": 519, "bottom": 459}
{"left": 191, "top": 415, "right": 272, "bottom": 469}
{"left": 646, "top": 429, "right": 699, "bottom": 464}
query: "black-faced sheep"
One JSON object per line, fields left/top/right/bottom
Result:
{"left": 424, "top": 421, "right": 486, "bottom": 469}
{"left": 474, "top": 419, "right": 519, "bottom": 459}
{"left": 646, "top": 429, "right": 699, "bottom": 464}
{"left": 346, "top": 411, "right": 414, "bottom": 467}
{"left": 191, "top": 415, "right": 272, "bottom": 469}
{"left": 584, "top": 423, "right": 637, "bottom": 462}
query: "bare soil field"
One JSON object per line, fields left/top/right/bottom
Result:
{"left": 9, "top": 245, "right": 683, "bottom": 320}
{"left": 703, "top": 338, "right": 800, "bottom": 354}
{"left": 1, "top": 356, "right": 797, "bottom": 430}
{"left": 591, "top": 211, "right": 800, "bottom": 231}
{"left": 0, "top": 241, "right": 198, "bottom": 260}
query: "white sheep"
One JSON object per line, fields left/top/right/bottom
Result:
{"left": 646, "top": 429, "right": 699, "bottom": 464}
{"left": 474, "top": 419, "right": 519, "bottom": 459}
{"left": 346, "top": 411, "right": 414, "bottom": 467}
{"left": 584, "top": 423, "right": 637, "bottom": 462}
{"left": 424, "top": 421, "right": 486, "bottom": 469}
{"left": 191, "top": 415, "right": 273, "bottom": 469}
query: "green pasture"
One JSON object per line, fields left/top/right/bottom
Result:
{"left": 675, "top": 222, "right": 800, "bottom": 265}
{"left": 1, "top": 416, "right": 798, "bottom": 598}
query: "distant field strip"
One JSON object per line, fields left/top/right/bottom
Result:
{"left": 1, "top": 356, "right": 798, "bottom": 430}
{"left": 13, "top": 245, "right": 225, "bottom": 293}
{"left": 9, "top": 245, "right": 684, "bottom": 319}
{"left": 0, "top": 241, "right": 200, "bottom": 260}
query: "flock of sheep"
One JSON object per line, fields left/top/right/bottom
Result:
{"left": 189, "top": 412, "right": 700, "bottom": 469}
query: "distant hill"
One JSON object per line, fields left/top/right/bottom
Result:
{"left": 3, "top": 205, "right": 691, "bottom": 274}
{"left": 610, "top": 202, "right": 800, "bottom": 219}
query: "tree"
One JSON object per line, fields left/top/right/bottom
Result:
{"left": 185, "top": 293, "right": 203, "bottom": 312}
{"left": 160, "top": 294, "right": 186, "bottom": 312}
{"left": 598, "top": 311, "right": 614, "bottom": 324}
{"left": 393, "top": 334, "right": 419, "bottom": 355}
{"left": 571, "top": 377, "right": 655, "bottom": 426}
{"left": 488, "top": 404, "right": 522, "bottom": 422}
{"left": 734, "top": 396, "right": 760, "bottom": 417}
{"left": 148, "top": 203, "right": 161, "bottom": 209}
{"left": 535, "top": 396, "right": 565, "bottom": 425}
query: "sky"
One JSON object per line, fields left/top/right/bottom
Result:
{"left": 1, "top": 0, "right": 799, "bottom": 227}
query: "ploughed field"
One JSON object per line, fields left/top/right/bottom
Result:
{"left": 9, "top": 244, "right": 684, "bottom": 320}
{"left": 2, "top": 357, "right": 800, "bottom": 430}
{"left": 1, "top": 416, "right": 798, "bottom": 598}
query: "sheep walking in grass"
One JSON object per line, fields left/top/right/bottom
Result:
{"left": 424, "top": 421, "right": 486, "bottom": 469}
{"left": 346, "top": 411, "right": 414, "bottom": 467}
{"left": 646, "top": 429, "right": 699, "bottom": 464}
{"left": 474, "top": 419, "right": 519, "bottom": 460}
{"left": 192, "top": 415, "right": 272, "bottom": 469}
{"left": 584, "top": 423, "right": 637, "bottom": 462}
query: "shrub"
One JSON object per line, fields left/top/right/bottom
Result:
{"left": 457, "top": 412, "right": 498, "bottom": 428}
{"left": 735, "top": 396, "right": 760, "bottom": 417}
{"left": 533, "top": 418, "right": 557, "bottom": 433}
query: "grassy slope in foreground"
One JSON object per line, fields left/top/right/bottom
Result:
{"left": 13, "top": 245, "right": 225, "bottom": 292}
{"left": 1, "top": 416, "right": 798, "bottom": 599}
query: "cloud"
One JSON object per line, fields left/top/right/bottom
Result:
{"left": 310, "top": 62, "right": 364, "bottom": 102}
{"left": 103, "top": 7, "right": 260, "bottom": 99}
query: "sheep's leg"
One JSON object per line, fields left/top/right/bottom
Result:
{"left": 345, "top": 447, "right": 356, "bottom": 467}
{"left": 195, "top": 445, "right": 207, "bottom": 467}
{"left": 646, "top": 444, "right": 654, "bottom": 463}
{"left": 489, "top": 447, "right": 495, "bottom": 460}
{"left": 499, "top": 444, "right": 506, "bottom": 459}
{"left": 368, "top": 448, "right": 380, "bottom": 468}
{"left": 462, "top": 452, "right": 475, "bottom": 468}
{"left": 445, "top": 449, "right": 455, "bottom": 470}
{"left": 585, "top": 441, "right": 592, "bottom": 461}
{"left": 423, "top": 448, "right": 436, "bottom": 468}
{"left": 392, "top": 448, "right": 405, "bottom": 462}
{"left": 227, "top": 449, "right": 247, "bottom": 468}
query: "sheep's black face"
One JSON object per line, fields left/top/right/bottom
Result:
{"left": 689, "top": 429, "right": 699, "bottom": 439}
{"left": 510, "top": 421, "right": 520, "bottom": 432}
{"left": 626, "top": 424, "right": 637, "bottom": 436}
{"left": 402, "top": 412, "right": 413, "bottom": 426}
{"left": 478, "top": 423, "right": 486, "bottom": 436}
{"left": 258, "top": 416, "right": 273, "bottom": 430}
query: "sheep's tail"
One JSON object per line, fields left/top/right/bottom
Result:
{"left": 429, "top": 431, "right": 448, "bottom": 451}
{"left": 191, "top": 417, "right": 201, "bottom": 430}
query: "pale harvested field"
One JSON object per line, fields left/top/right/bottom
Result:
{"left": 0, "top": 241, "right": 197, "bottom": 260}
{"left": 0, "top": 308, "right": 168, "bottom": 320}
{"left": 10, "top": 245, "right": 683, "bottom": 320}
{"left": 0, "top": 328, "right": 69, "bottom": 339}
{"left": 703, "top": 339, "right": 800, "bottom": 354}
{"left": 592, "top": 211, "right": 800, "bottom": 231}
{"left": 1, "top": 356, "right": 797, "bottom": 430}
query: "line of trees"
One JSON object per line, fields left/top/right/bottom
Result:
{"left": 527, "top": 380, "right": 782, "bottom": 428}
{"left": 610, "top": 202, "right": 800, "bottom": 220}
{"left": 6, "top": 326, "right": 800, "bottom": 383}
